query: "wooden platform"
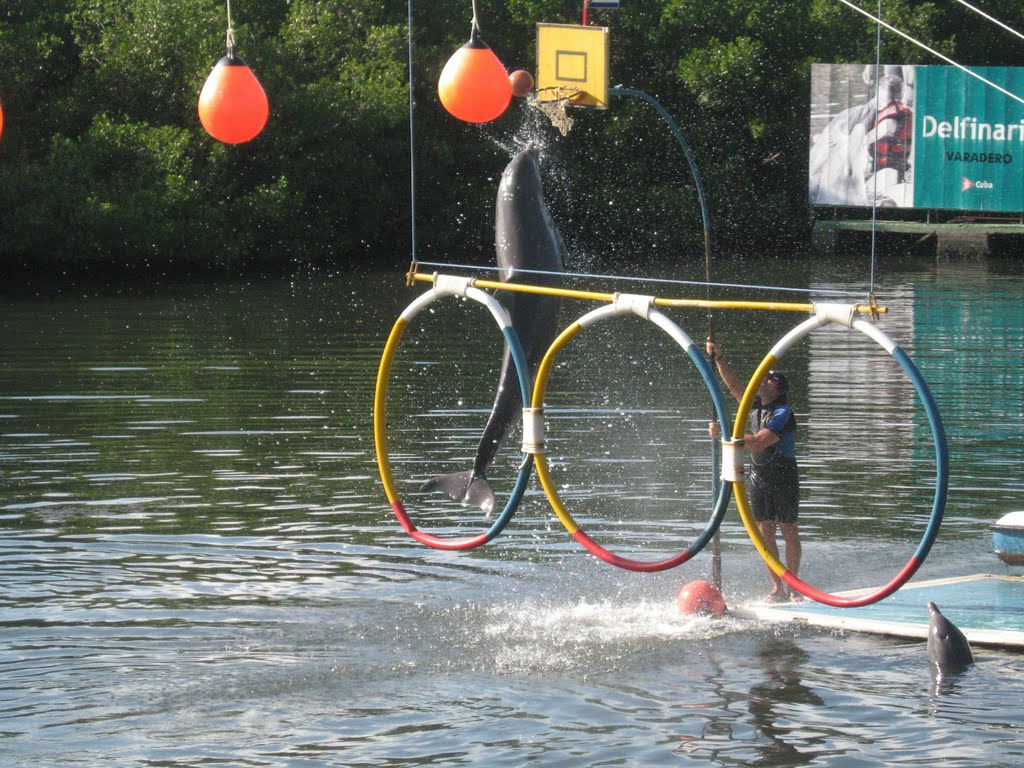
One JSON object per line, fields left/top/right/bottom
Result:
{"left": 812, "top": 219, "right": 1024, "bottom": 258}
{"left": 736, "top": 574, "right": 1024, "bottom": 649}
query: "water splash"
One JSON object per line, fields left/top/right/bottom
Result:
{"left": 472, "top": 598, "right": 748, "bottom": 673}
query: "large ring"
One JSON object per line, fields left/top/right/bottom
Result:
{"left": 374, "top": 276, "right": 534, "bottom": 549}
{"left": 732, "top": 306, "right": 948, "bottom": 606}
{"left": 529, "top": 295, "right": 732, "bottom": 572}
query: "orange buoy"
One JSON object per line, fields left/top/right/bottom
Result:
{"left": 677, "top": 580, "right": 727, "bottom": 616}
{"left": 437, "top": 26, "right": 511, "bottom": 123}
{"left": 198, "top": 54, "right": 269, "bottom": 144}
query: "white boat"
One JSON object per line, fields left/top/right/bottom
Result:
{"left": 993, "top": 511, "right": 1024, "bottom": 566}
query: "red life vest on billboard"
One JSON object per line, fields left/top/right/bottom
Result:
{"left": 869, "top": 101, "right": 912, "bottom": 180}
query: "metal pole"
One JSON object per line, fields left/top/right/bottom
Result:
{"left": 608, "top": 86, "right": 721, "bottom": 589}
{"left": 608, "top": 87, "right": 712, "bottom": 269}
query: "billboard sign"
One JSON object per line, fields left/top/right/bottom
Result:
{"left": 808, "top": 63, "right": 1024, "bottom": 212}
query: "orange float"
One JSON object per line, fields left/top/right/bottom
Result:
{"left": 438, "top": 26, "right": 511, "bottom": 123}
{"left": 198, "top": 54, "right": 269, "bottom": 144}
{"left": 677, "top": 580, "right": 727, "bottom": 616}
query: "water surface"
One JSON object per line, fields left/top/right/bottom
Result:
{"left": 2, "top": 256, "right": 1023, "bottom": 766}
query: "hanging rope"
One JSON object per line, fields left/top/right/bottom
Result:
{"left": 225, "top": 0, "right": 235, "bottom": 55}
{"left": 868, "top": 0, "right": 883, "bottom": 298}
{"left": 407, "top": 0, "right": 417, "bottom": 263}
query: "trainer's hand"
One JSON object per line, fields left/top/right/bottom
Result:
{"left": 706, "top": 338, "right": 722, "bottom": 360}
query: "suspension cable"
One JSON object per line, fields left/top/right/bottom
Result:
{"left": 407, "top": 0, "right": 417, "bottom": 263}
{"left": 413, "top": 260, "right": 873, "bottom": 298}
{"left": 836, "top": 0, "right": 1024, "bottom": 106}
{"left": 950, "top": 0, "right": 1024, "bottom": 43}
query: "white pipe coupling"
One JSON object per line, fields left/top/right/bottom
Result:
{"left": 721, "top": 438, "right": 746, "bottom": 482}
{"left": 613, "top": 292, "right": 655, "bottom": 319}
{"left": 522, "top": 407, "right": 546, "bottom": 454}
{"left": 814, "top": 303, "right": 858, "bottom": 328}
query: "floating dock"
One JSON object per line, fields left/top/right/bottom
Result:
{"left": 738, "top": 573, "right": 1024, "bottom": 649}
{"left": 812, "top": 219, "right": 1024, "bottom": 258}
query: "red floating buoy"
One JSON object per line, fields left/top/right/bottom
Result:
{"left": 0, "top": 97, "right": 5, "bottom": 141}
{"left": 677, "top": 580, "right": 727, "bottom": 617}
{"left": 438, "top": 26, "right": 511, "bottom": 123}
{"left": 198, "top": 53, "right": 269, "bottom": 144}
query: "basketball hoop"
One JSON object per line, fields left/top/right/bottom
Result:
{"left": 531, "top": 89, "right": 579, "bottom": 135}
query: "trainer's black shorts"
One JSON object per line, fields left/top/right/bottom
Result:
{"left": 748, "top": 459, "right": 799, "bottom": 524}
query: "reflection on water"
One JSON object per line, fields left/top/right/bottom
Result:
{"left": 1, "top": 258, "right": 1023, "bottom": 766}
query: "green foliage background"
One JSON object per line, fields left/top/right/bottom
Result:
{"left": 0, "top": 0, "right": 1020, "bottom": 273}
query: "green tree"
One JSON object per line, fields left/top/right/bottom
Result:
{"left": 1, "top": 0, "right": 1022, "bottom": 271}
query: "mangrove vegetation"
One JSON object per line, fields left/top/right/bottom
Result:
{"left": 0, "top": 0, "right": 1021, "bottom": 274}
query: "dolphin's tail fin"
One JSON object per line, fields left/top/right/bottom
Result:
{"left": 420, "top": 471, "right": 496, "bottom": 517}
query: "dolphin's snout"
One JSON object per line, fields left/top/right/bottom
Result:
{"left": 521, "top": 141, "right": 542, "bottom": 163}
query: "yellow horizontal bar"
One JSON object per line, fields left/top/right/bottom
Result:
{"left": 410, "top": 271, "right": 616, "bottom": 304}
{"left": 408, "top": 271, "right": 887, "bottom": 315}
{"left": 655, "top": 297, "right": 820, "bottom": 313}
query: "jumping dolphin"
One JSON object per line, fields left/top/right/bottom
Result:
{"left": 927, "top": 601, "right": 974, "bottom": 675}
{"left": 421, "top": 142, "right": 565, "bottom": 513}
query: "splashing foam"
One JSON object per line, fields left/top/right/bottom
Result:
{"left": 473, "top": 598, "right": 744, "bottom": 673}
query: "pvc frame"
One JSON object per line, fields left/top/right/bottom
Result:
{"left": 530, "top": 296, "right": 733, "bottom": 572}
{"left": 731, "top": 312, "right": 948, "bottom": 607}
{"left": 373, "top": 279, "right": 533, "bottom": 550}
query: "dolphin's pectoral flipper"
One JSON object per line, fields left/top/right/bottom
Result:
{"left": 420, "top": 471, "right": 497, "bottom": 516}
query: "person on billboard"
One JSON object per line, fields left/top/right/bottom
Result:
{"left": 864, "top": 71, "right": 913, "bottom": 206}
{"left": 705, "top": 339, "right": 802, "bottom": 603}
{"left": 808, "top": 97, "right": 875, "bottom": 206}
{"left": 808, "top": 65, "right": 914, "bottom": 207}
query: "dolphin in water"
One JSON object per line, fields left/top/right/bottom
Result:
{"left": 421, "top": 142, "right": 565, "bottom": 513}
{"left": 927, "top": 601, "right": 975, "bottom": 676}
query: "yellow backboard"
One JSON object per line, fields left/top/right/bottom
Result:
{"left": 536, "top": 23, "right": 609, "bottom": 109}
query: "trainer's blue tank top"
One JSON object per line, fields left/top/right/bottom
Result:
{"left": 751, "top": 400, "right": 796, "bottom": 465}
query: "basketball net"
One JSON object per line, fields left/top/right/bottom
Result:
{"left": 530, "top": 87, "right": 583, "bottom": 136}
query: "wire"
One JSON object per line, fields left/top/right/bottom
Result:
{"left": 869, "top": 0, "right": 882, "bottom": 297}
{"left": 950, "top": 0, "right": 1024, "bottom": 44}
{"left": 407, "top": 0, "right": 417, "bottom": 263}
{"left": 835, "top": 0, "right": 1024, "bottom": 106}
{"left": 413, "top": 260, "right": 871, "bottom": 298}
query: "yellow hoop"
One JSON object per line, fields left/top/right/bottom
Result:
{"left": 529, "top": 296, "right": 732, "bottom": 572}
